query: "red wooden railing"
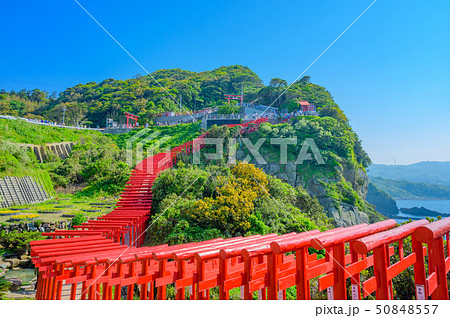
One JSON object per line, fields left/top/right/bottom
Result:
{"left": 30, "top": 118, "right": 450, "bottom": 300}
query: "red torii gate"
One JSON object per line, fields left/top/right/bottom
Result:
{"left": 224, "top": 94, "right": 245, "bottom": 106}
{"left": 124, "top": 112, "right": 139, "bottom": 128}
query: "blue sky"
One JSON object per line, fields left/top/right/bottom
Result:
{"left": 1, "top": 0, "right": 449, "bottom": 165}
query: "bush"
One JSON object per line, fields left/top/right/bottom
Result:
{"left": 0, "top": 230, "right": 44, "bottom": 249}
{"left": 51, "top": 135, "right": 131, "bottom": 195}
{"left": 72, "top": 213, "right": 87, "bottom": 226}
{"left": 0, "top": 270, "right": 11, "bottom": 299}
{"left": 149, "top": 162, "right": 327, "bottom": 245}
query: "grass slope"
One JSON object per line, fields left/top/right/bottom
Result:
{"left": 0, "top": 118, "right": 102, "bottom": 145}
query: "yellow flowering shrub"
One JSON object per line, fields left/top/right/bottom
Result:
{"left": 186, "top": 162, "right": 269, "bottom": 235}
{"left": 10, "top": 213, "right": 40, "bottom": 219}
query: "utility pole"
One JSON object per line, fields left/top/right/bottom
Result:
{"left": 179, "top": 95, "right": 182, "bottom": 115}
{"left": 62, "top": 106, "right": 66, "bottom": 126}
{"left": 241, "top": 87, "right": 244, "bottom": 107}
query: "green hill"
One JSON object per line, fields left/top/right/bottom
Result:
{"left": 0, "top": 66, "right": 386, "bottom": 226}
{"left": 1, "top": 65, "right": 347, "bottom": 127}
{"left": 370, "top": 176, "right": 450, "bottom": 200}
{"left": 366, "top": 182, "right": 399, "bottom": 215}
{"left": 368, "top": 162, "right": 450, "bottom": 187}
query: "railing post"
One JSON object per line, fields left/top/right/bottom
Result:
{"left": 349, "top": 242, "right": 361, "bottom": 300}
{"left": 373, "top": 245, "right": 390, "bottom": 299}
{"left": 411, "top": 236, "right": 427, "bottom": 300}
{"left": 157, "top": 260, "right": 167, "bottom": 300}
{"left": 176, "top": 260, "right": 186, "bottom": 300}
{"left": 295, "top": 247, "right": 309, "bottom": 300}
{"left": 332, "top": 243, "right": 347, "bottom": 300}
{"left": 430, "top": 237, "right": 449, "bottom": 300}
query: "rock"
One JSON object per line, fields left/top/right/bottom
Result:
{"left": 2, "top": 252, "right": 17, "bottom": 259}
{"left": 17, "top": 245, "right": 29, "bottom": 256}
{"left": 0, "top": 262, "right": 11, "bottom": 269}
{"left": 19, "top": 259, "right": 31, "bottom": 268}
{"left": 22, "top": 284, "right": 35, "bottom": 291}
{"left": 323, "top": 200, "right": 369, "bottom": 227}
{"left": 7, "top": 277, "right": 23, "bottom": 292}
{"left": 5, "top": 258, "right": 20, "bottom": 268}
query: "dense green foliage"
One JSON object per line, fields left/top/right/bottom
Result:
{"left": 72, "top": 213, "right": 88, "bottom": 226}
{"left": 217, "top": 102, "right": 241, "bottom": 114}
{"left": 0, "top": 89, "right": 51, "bottom": 119}
{"left": 0, "top": 230, "right": 44, "bottom": 249}
{"left": 0, "top": 272, "right": 11, "bottom": 299}
{"left": 236, "top": 117, "right": 385, "bottom": 223}
{"left": 371, "top": 176, "right": 450, "bottom": 200}
{"left": 149, "top": 162, "right": 332, "bottom": 245}
{"left": 1, "top": 65, "right": 350, "bottom": 127}
{"left": 248, "top": 76, "right": 348, "bottom": 123}
{"left": 0, "top": 66, "right": 263, "bottom": 126}
{"left": 50, "top": 134, "right": 131, "bottom": 195}
{"left": 246, "top": 117, "right": 371, "bottom": 180}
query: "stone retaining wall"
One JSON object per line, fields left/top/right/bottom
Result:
{"left": 16, "top": 141, "right": 75, "bottom": 163}
{"left": 0, "top": 176, "right": 50, "bottom": 208}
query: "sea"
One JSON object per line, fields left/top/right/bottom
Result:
{"left": 394, "top": 200, "right": 450, "bottom": 223}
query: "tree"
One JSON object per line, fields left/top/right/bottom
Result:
{"left": 299, "top": 76, "right": 311, "bottom": 85}
{"left": 318, "top": 104, "right": 349, "bottom": 124}
{"left": 269, "top": 78, "right": 288, "bottom": 88}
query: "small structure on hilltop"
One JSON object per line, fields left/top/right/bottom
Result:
{"left": 298, "top": 100, "right": 317, "bottom": 114}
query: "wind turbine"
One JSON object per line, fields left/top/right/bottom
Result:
{"left": 393, "top": 157, "right": 398, "bottom": 166}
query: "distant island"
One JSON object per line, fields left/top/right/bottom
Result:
{"left": 399, "top": 207, "right": 448, "bottom": 218}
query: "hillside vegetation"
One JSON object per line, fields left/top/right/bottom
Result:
{"left": 1, "top": 65, "right": 386, "bottom": 227}
{"left": 371, "top": 176, "right": 450, "bottom": 200}
{"left": 149, "top": 162, "right": 333, "bottom": 245}
{"left": 366, "top": 182, "right": 399, "bottom": 215}
{"left": 231, "top": 118, "right": 383, "bottom": 225}
{"left": 0, "top": 118, "right": 101, "bottom": 145}
{"left": 1, "top": 65, "right": 347, "bottom": 127}
{"left": 0, "top": 119, "right": 208, "bottom": 197}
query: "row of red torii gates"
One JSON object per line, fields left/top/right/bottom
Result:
{"left": 30, "top": 117, "right": 450, "bottom": 300}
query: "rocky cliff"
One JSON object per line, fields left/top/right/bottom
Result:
{"left": 238, "top": 152, "right": 374, "bottom": 226}
{"left": 366, "top": 182, "right": 399, "bottom": 215}
{"left": 235, "top": 117, "right": 385, "bottom": 226}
